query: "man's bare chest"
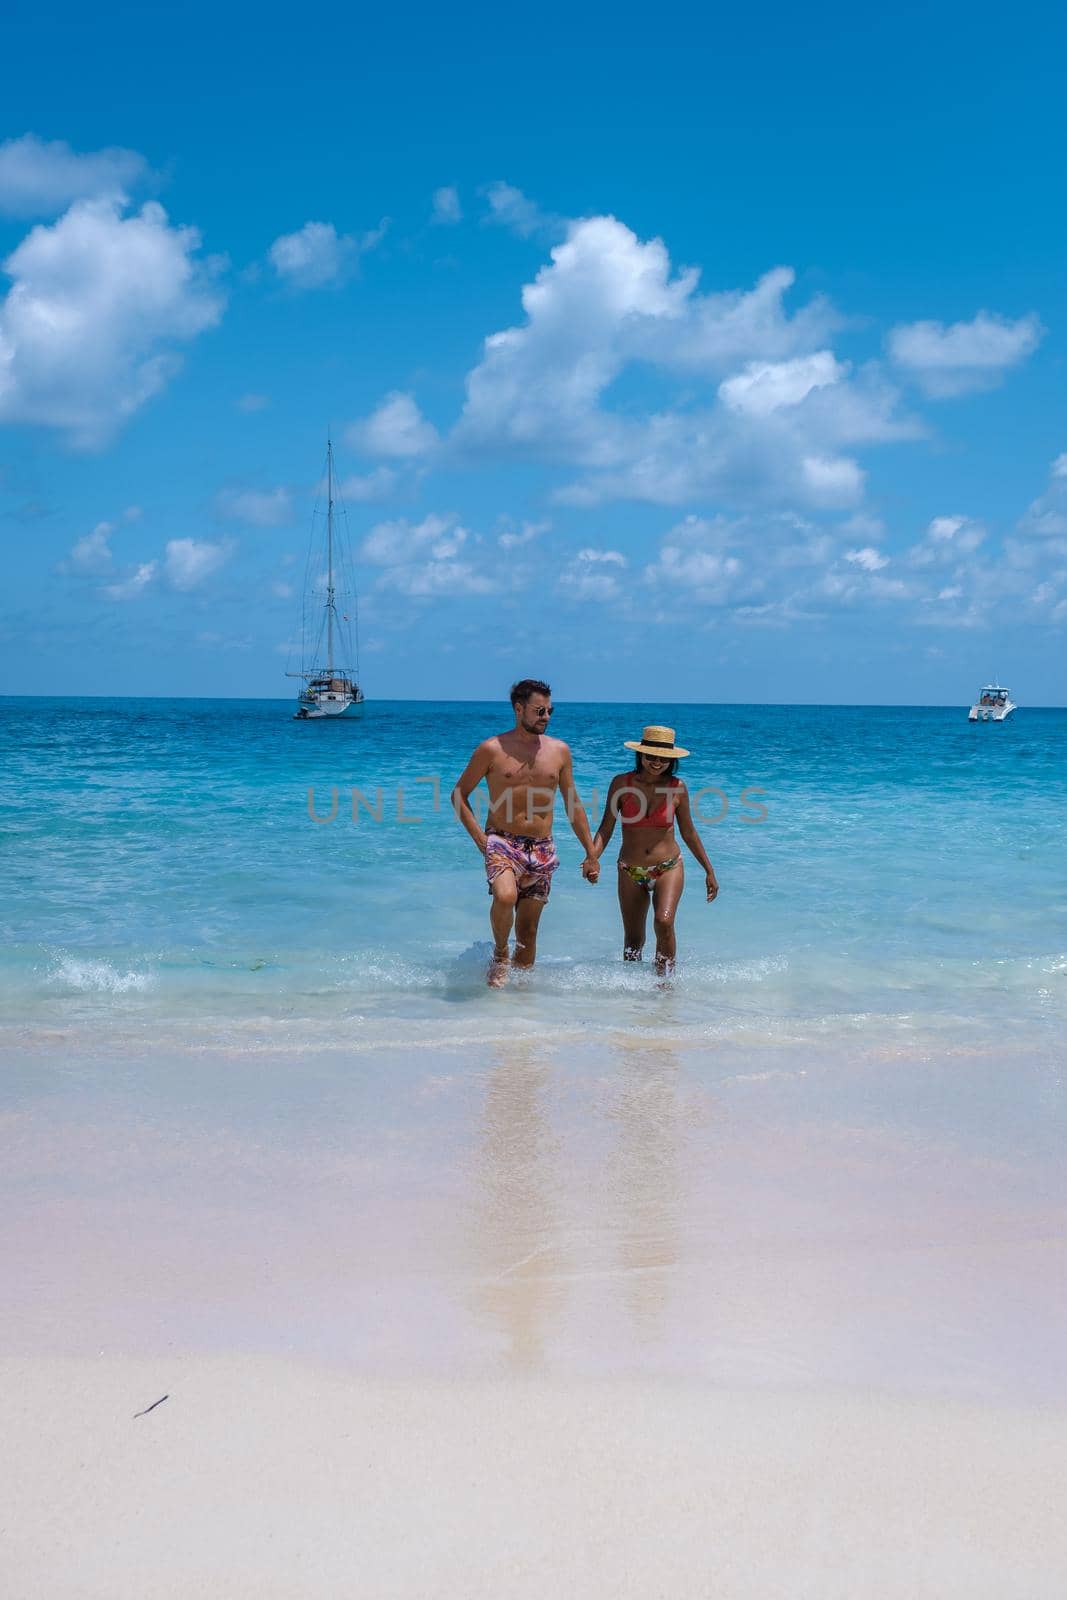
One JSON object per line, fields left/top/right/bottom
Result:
{"left": 490, "top": 755, "right": 560, "bottom": 789}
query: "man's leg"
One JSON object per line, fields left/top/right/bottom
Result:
{"left": 489, "top": 870, "right": 519, "bottom": 963}
{"left": 512, "top": 895, "right": 547, "bottom": 968}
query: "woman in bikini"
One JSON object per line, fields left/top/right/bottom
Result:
{"left": 592, "top": 725, "right": 719, "bottom": 974}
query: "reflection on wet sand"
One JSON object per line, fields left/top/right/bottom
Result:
{"left": 467, "top": 1043, "right": 566, "bottom": 1371}
{"left": 605, "top": 1040, "right": 686, "bottom": 1344}
{"left": 463, "top": 1037, "right": 704, "bottom": 1371}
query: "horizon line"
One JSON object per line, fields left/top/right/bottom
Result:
{"left": 2, "top": 693, "right": 1065, "bottom": 711}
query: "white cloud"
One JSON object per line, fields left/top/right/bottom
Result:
{"left": 237, "top": 391, "right": 269, "bottom": 412}
{"left": 929, "top": 514, "right": 966, "bottom": 542}
{"left": 497, "top": 518, "right": 549, "bottom": 549}
{"left": 0, "top": 134, "right": 149, "bottom": 218}
{"left": 662, "top": 266, "right": 841, "bottom": 374}
{"left": 338, "top": 466, "right": 398, "bottom": 502}
{"left": 908, "top": 513, "right": 986, "bottom": 566}
{"left": 377, "top": 560, "right": 494, "bottom": 597}
{"left": 814, "top": 565, "right": 910, "bottom": 607}
{"left": 103, "top": 561, "right": 156, "bottom": 600}
{"left": 558, "top": 546, "right": 628, "bottom": 601}
{"left": 0, "top": 197, "right": 224, "bottom": 447}
{"left": 67, "top": 520, "right": 114, "bottom": 572}
{"left": 268, "top": 218, "right": 386, "bottom": 289}
{"left": 1017, "top": 455, "right": 1067, "bottom": 541}
{"left": 642, "top": 519, "right": 749, "bottom": 602}
{"left": 801, "top": 455, "right": 865, "bottom": 506}
{"left": 888, "top": 310, "right": 1043, "bottom": 396}
{"left": 453, "top": 214, "right": 901, "bottom": 510}
{"left": 349, "top": 391, "right": 438, "bottom": 458}
{"left": 361, "top": 512, "right": 465, "bottom": 566}
{"left": 431, "top": 186, "right": 462, "bottom": 225}
{"left": 719, "top": 351, "right": 846, "bottom": 416}
{"left": 217, "top": 486, "right": 293, "bottom": 526}
{"left": 633, "top": 509, "right": 932, "bottom": 622}
{"left": 645, "top": 544, "right": 745, "bottom": 602}
{"left": 361, "top": 512, "right": 495, "bottom": 596}
{"left": 482, "top": 181, "right": 560, "bottom": 240}
{"left": 844, "top": 546, "right": 889, "bottom": 571}
{"left": 164, "top": 537, "right": 232, "bottom": 590}
{"left": 457, "top": 216, "right": 692, "bottom": 465}
{"left": 576, "top": 546, "right": 625, "bottom": 565}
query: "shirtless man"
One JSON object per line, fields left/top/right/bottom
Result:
{"left": 451, "top": 679, "right": 600, "bottom": 984}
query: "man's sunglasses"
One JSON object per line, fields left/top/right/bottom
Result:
{"left": 533, "top": 706, "right": 554, "bottom": 717}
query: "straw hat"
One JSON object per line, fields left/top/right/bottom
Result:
{"left": 624, "top": 724, "right": 690, "bottom": 759}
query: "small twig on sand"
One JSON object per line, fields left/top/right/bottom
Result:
{"left": 133, "top": 1394, "right": 169, "bottom": 1418}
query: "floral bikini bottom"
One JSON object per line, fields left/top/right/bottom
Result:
{"left": 619, "top": 854, "right": 680, "bottom": 888}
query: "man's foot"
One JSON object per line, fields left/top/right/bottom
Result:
{"left": 623, "top": 946, "right": 643, "bottom": 962}
{"left": 487, "top": 947, "right": 510, "bottom": 988}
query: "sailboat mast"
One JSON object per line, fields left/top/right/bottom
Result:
{"left": 326, "top": 437, "right": 334, "bottom": 675}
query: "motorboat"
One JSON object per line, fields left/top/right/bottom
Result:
{"left": 968, "top": 683, "right": 1016, "bottom": 722}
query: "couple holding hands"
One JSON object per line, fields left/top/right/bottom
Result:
{"left": 451, "top": 679, "right": 719, "bottom": 985}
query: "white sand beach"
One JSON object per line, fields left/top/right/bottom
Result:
{"left": 3, "top": 1036, "right": 1067, "bottom": 1596}
{"left": 5, "top": 1356, "right": 1066, "bottom": 1600}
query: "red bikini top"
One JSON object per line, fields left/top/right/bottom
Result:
{"left": 618, "top": 777, "right": 681, "bottom": 828}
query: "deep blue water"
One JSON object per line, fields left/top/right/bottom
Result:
{"left": 1, "top": 697, "right": 1064, "bottom": 1054}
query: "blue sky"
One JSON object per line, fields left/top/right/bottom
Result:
{"left": 2, "top": 0, "right": 1066, "bottom": 703}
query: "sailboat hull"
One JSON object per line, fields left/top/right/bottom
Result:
{"left": 295, "top": 689, "right": 364, "bottom": 720}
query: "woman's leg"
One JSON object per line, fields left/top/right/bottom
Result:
{"left": 617, "top": 867, "right": 651, "bottom": 960}
{"left": 651, "top": 860, "right": 685, "bottom": 974}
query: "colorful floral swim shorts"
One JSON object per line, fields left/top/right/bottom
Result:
{"left": 485, "top": 830, "right": 560, "bottom": 901}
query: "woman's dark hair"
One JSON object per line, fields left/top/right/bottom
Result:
{"left": 510, "top": 677, "right": 551, "bottom": 708}
{"left": 633, "top": 753, "right": 678, "bottom": 779}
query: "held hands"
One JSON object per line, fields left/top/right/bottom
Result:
{"left": 581, "top": 854, "right": 600, "bottom": 884}
{"left": 706, "top": 872, "right": 719, "bottom": 903}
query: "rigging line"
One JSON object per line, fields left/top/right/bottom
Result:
{"left": 330, "top": 463, "right": 360, "bottom": 678}
{"left": 298, "top": 455, "right": 328, "bottom": 675}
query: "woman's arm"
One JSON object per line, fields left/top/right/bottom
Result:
{"left": 674, "top": 784, "right": 719, "bottom": 901}
{"left": 592, "top": 774, "right": 623, "bottom": 859}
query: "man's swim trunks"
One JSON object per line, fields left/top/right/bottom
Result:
{"left": 485, "top": 830, "right": 560, "bottom": 901}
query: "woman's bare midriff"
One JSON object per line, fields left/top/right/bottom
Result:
{"left": 618, "top": 824, "right": 678, "bottom": 867}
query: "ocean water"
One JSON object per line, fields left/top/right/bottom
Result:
{"left": 1, "top": 696, "right": 1065, "bottom": 1059}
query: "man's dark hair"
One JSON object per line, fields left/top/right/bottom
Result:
{"left": 510, "top": 678, "right": 551, "bottom": 709}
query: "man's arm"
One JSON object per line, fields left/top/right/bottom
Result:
{"left": 559, "top": 745, "right": 599, "bottom": 883}
{"left": 451, "top": 743, "right": 493, "bottom": 853}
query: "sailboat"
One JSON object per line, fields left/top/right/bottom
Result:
{"left": 288, "top": 439, "right": 365, "bottom": 720}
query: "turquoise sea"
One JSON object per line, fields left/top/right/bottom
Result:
{"left": 2, "top": 696, "right": 1065, "bottom": 1063}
